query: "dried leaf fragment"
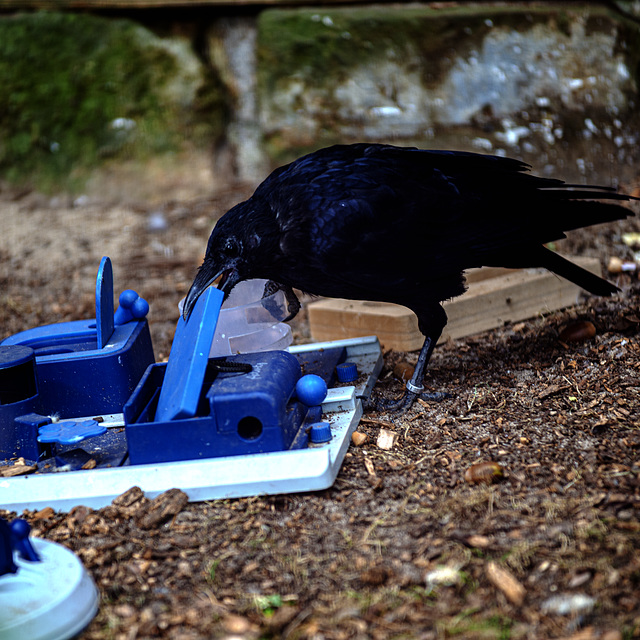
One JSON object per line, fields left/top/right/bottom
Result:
{"left": 364, "top": 456, "right": 376, "bottom": 476}
{"left": 138, "top": 488, "right": 189, "bottom": 529}
{"left": 33, "top": 506, "right": 56, "bottom": 520}
{"left": 538, "top": 384, "right": 569, "bottom": 400}
{"left": 112, "top": 485, "right": 146, "bottom": 507}
{"left": 0, "top": 458, "right": 37, "bottom": 477}
{"left": 377, "top": 428, "right": 397, "bottom": 450}
{"left": 486, "top": 561, "right": 526, "bottom": 605}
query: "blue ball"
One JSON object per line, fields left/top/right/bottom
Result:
{"left": 296, "top": 374, "right": 328, "bottom": 406}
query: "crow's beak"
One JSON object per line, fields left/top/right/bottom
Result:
{"left": 183, "top": 263, "right": 240, "bottom": 321}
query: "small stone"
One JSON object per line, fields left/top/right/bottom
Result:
{"left": 147, "top": 211, "right": 168, "bottom": 232}
{"left": 568, "top": 571, "right": 592, "bottom": 588}
{"left": 464, "top": 461, "right": 504, "bottom": 485}
{"left": 393, "top": 361, "right": 415, "bottom": 382}
{"left": 466, "top": 534, "right": 491, "bottom": 548}
{"left": 541, "top": 593, "right": 596, "bottom": 615}
{"left": 558, "top": 320, "right": 596, "bottom": 343}
{"left": 608, "top": 256, "right": 623, "bottom": 273}
{"left": 622, "top": 232, "right": 640, "bottom": 248}
{"left": 223, "top": 614, "right": 252, "bottom": 634}
{"left": 351, "top": 431, "right": 368, "bottom": 446}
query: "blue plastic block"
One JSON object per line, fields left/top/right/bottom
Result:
{"left": 1, "top": 320, "right": 154, "bottom": 418}
{"left": 155, "top": 286, "right": 224, "bottom": 422}
{"left": 96, "top": 257, "right": 115, "bottom": 349}
{"left": 0, "top": 347, "right": 43, "bottom": 459}
{"left": 0, "top": 345, "right": 38, "bottom": 405}
{"left": 6, "top": 414, "right": 52, "bottom": 462}
{"left": 124, "top": 350, "right": 306, "bottom": 464}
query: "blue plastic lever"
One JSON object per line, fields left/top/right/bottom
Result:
{"left": 95, "top": 257, "right": 115, "bottom": 349}
{"left": 154, "top": 287, "right": 224, "bottom": 422}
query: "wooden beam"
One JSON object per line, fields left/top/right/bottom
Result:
{"left": 307, "top": 256, "right": 605, "bottom": 351}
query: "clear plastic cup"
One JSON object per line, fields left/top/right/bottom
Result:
{"left": 179, "top": 279, "right": 293, "bottom": 356}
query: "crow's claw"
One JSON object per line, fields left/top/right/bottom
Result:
{"left": 262, "top": 281, "right": 301, "bottom": 322}
{"left": 367, "top": 388, "right": 450, "bottom": 414}
{"left": 420, "top": 391, "right": 451, "bottom": 402}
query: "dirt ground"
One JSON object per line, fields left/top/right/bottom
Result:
{"left": 1, "top": 171, "right": 640, "bottom": 640}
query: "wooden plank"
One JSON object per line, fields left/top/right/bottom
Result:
{"left": 308, "top": 257, "right": 604, "bottom": 350}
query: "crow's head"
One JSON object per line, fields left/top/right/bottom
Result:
{"left": 182, "top": 203, "right": 262, "bottom": 321}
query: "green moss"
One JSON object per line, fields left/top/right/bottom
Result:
{"left": 257, "top": 5, "right": 589, "bottom": 96}
{"left": 0, "top": 11, "right": 223, "bottom": 192}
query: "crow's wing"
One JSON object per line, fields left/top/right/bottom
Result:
{"left": 270, "top": 146, "right": 630, "bottom": 302}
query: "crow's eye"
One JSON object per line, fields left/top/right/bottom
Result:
{"left": 223, "top": 238, "right": 241, "bottom": 258}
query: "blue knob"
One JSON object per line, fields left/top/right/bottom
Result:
{"left": 295, "top": 374, "right": 328, "bottom": 406}
{"left": 309, "top": 422, "right": 331, "bottom": 443}
{"left": 10, "top": 519, "right": 40, "bottom": 562}
{"left": 114, "top": 290, "right": 149, "bottom": 325}
{"left": 336, "top": 362, "right": 358, "bottom": 382}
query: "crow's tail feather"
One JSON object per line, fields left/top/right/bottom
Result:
{"left": 539, "top": 247, "right": 619, "bottom": 296}
{"left": 545, "top": 200, "right": 633, "bottom": 234}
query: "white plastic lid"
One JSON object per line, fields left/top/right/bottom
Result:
{"left": 0, "top": 537, "right": 99, "bottom": 640}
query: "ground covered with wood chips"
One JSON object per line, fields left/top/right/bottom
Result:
{"left": 1, "top": 181, "right": 640, "bottom": 640}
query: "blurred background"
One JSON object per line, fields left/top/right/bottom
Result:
{"left": 1, "top": 1, "right": 640, "bottom": 197}
{"left": 1, "top": 0, "right": 640, "bottom": 355}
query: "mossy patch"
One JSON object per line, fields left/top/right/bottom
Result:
{"left": 0, "top": 11, "right": 225, "bottom": 192}
{"left": 257, "top": 5, "right": 581, "bottom": 98}
{"left": 257, "top": 4, "right": 640, "bottom": 169}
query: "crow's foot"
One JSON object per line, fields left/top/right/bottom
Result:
{"left": 367, "top": 388, "right": 450, "bottom": 414}
{"left": 262, "top": 281, "right": 301, "bottom": 322}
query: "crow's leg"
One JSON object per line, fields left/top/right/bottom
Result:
{"left": 380, "top": 334, "right": 446, "bottom": 412}
{"left": 262, "top": 280, "right": 301, "bottom": 322}
{"left": 372, "top": 303, "right": 448, "bottom": 413}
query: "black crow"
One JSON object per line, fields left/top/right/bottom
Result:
{"left": 183, "top": 143, "right": 634, "bottom": 410}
